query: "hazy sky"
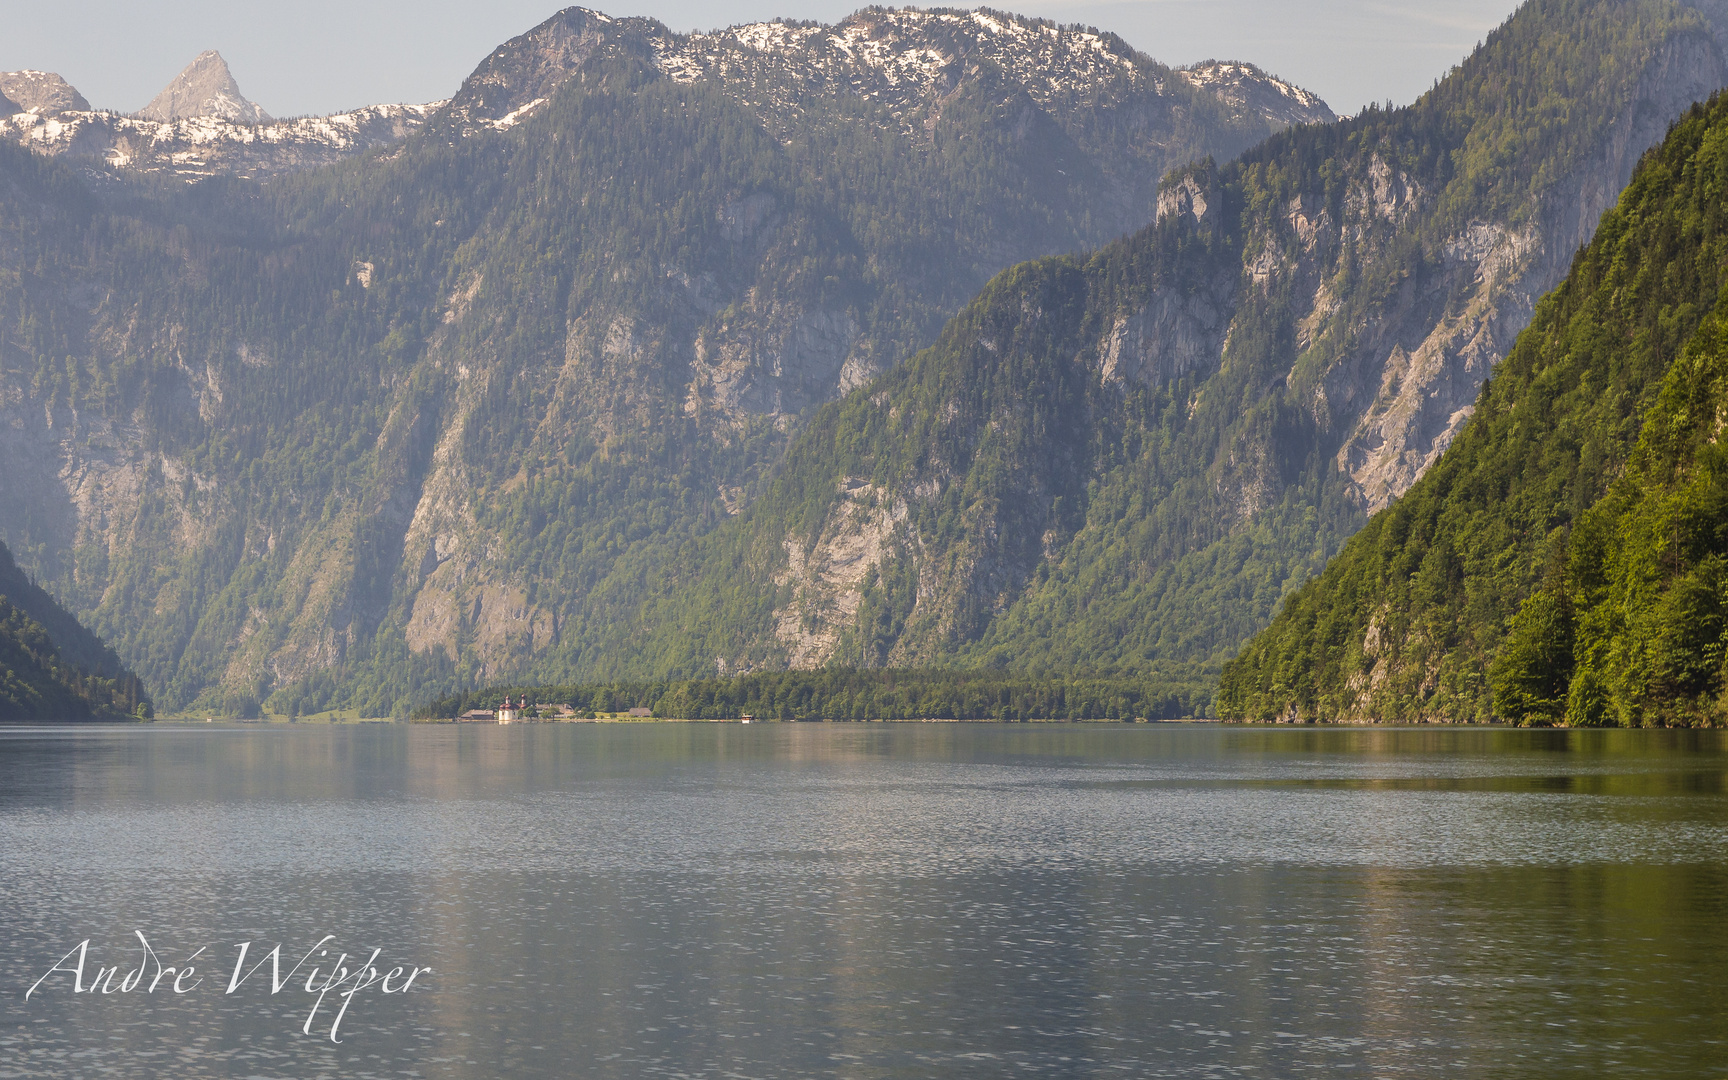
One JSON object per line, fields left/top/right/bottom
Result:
{"left": 0, "top": 1, "right": 1519, "bottom": 120}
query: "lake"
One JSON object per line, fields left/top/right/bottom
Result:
{"left": 1, "top": 722, "right": 1725, "bottom": 1078}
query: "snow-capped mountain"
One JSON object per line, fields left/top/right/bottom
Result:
{"left": 0, "top": 6, "right": 1335, "bottom": 182}
{"left": 450, "top": 6, "right": 1335, "bottom": 133}
{"left": 140, "top": 50, "right": 271, "bottom": 123}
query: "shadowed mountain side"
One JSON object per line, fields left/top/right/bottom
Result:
{"left": 0, "top": 540, "right": 148, "bottom": 719}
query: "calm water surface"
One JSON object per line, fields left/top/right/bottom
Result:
{"left": 1, "top": 722, "right": 1725, "bottom": 1078}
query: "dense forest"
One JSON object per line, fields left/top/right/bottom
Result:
{"left": 1218, "top": 92, "right": 1728, "bottom": 724}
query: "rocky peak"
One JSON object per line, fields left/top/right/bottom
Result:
{"left": 1177, "top": 60, "right": 1336, "bottom": 129}
{"left": 139, "top": 50, "right": 271, "bottom": 123}
{"left": 1155, "top": 164, "right": 1217, "bottom": 225}
{"left": 0, "top": 70, "right": 91, "bottom": 113}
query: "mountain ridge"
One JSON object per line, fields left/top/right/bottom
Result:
{"left": 3, "top": 1, "right": 1723, "bottom": 720}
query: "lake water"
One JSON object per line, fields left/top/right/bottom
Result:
{"left": 1, "top": 722, "right": 1725, "bottom": 1078}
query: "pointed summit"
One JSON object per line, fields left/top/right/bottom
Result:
{"left": 139, "top": 51, "right": 271, "bottom": 123}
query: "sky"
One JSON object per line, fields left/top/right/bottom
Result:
{"left": 0, "top": 0, "right": 1520, "bottom": 120}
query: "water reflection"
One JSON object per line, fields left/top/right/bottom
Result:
{"left": 1, "top": 723, "right": 1724, "bottom": 1078}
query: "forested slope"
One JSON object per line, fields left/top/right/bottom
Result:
{"left": 1218, "top": 92, "right": 1728, "bottom": 723}
{"left": 587, "top": 0, "right": 1728, "bottom": 713}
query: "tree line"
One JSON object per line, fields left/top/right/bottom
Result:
{"left": 414, "top": 668, "right": 1205, "bottom": 721}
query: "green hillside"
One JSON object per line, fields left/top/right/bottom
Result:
{"left": 1219, "top": 92, "right": 1728, "bottom": 724}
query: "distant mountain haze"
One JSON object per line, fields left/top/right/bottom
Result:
{"left": 0, "top": 0, "right": 1517, "bottom": 121}
{"left": 0, "top": 9, "right": 1328, "bottom": 181}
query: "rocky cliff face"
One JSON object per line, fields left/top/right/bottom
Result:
{"left": 139, "top": 50, "right": 272, "bottom": 122}
{"left": 1221, "top": 89, "right": 1728, "bottom": 725}
{"left": 1332, "top": 29, "right": 1727, "bottom": 511}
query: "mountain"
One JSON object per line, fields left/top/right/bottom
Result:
{"left": 0, "top": 6, "right": 1334, "bottom": 716}
{"left": 0, "top": 539, "right": 148, "bottom": 720}
{"left": 1219, "top": 91, "right": 1728, "bottom": 726}
{"left": 0, "top": 71, "right": 90, "bottom": 113}
{"left": 572, "top": 0, "right": 1728, "bottom": 709}
{"left": 139, "top": 50, "right": 272, "bottom": 123}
